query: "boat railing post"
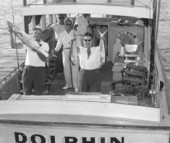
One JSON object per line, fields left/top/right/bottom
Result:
{"left": 23, "top": 0, "right": 27, "bottom": 6}
{"left": 41, "top": 0, "right": 47, "bottom": 30}
{"left": 32, "top": 16, "right": 36, "bottom": 29}
{"left": 48, "top": 0, "right": 54, "bottom": 25}
{"left": 131, "top": 0, "right": 135, "bottom": 6}
{"left": 23, "top": 0, "right": 29, "bottom": 33}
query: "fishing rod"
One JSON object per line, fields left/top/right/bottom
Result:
{"left": 10, "top": 0, "right": 20, "bottom": 70}
{"left": 10, "top": 0, "right": 22, "bottom": 94}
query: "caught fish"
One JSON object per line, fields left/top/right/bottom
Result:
{"left": 7, "top": 21, "right": 56, "bottom": 60}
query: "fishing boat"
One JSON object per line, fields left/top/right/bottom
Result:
{"left": 1, "top": 0, "right": 170, "bottom": 142}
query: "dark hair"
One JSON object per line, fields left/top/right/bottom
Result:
{"left": 84, "top": 32, "right": 93, "bottom": 39}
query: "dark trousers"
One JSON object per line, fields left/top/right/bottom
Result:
{"left": 79, "top": 68, "right": 101, "bottom": 92}
{"left": 22, "top": 66, "right": 46, "bottom": 95}
{"left": 55, "top": 46, "right": 63, "bottom": 73}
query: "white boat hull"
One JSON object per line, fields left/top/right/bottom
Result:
{"left": 0, "top": 122, "right": 169, "bottom": 143}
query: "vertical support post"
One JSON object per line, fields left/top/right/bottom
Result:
{"left": 23, "top": 0, "right": 27, "bottom": 6}
{"left": 23, "top": 0, "right": 29, "bottom": 33}
{"left": 49, "top": 14, "right": 53, "bottom": 25}
{"left": 131, "top": 0, "right": 135, "bottom": 5}
{"left": 53, "top": 14, "right": 57, "bottom": 22}
{"left": 32, "top": 16, "right": 36, "bottom": 29}
{"left": 41, "top": 0, "right": 47, "bottom": 30}
{"left": 41, "top": 16, "right": 46, "bottom": 30}
{"left": 107, "top": 0, "right": 111, "bottom": 3}
{"left": 49, "top": 0, "right": 55, "bottom": 25}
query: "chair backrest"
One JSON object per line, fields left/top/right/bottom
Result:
{"left": 122, "top": 64, "right": 148, "bottom": 85}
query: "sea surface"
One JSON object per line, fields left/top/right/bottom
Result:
{"left": 0, "top": 0, "right": 170, "bottom": 80}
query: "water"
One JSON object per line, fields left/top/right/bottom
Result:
{"left": 157, "top": 0, "right": 170, "bottom": 79}
{"left": 0, "top": 0, "right": 170, "bottom": 80}
{"left": 0, "top": 0, "right": 25, "bottom": 80}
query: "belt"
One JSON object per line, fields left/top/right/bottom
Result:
{"left": 64, "top": 47, "right": 71, "bottom": 50}
{"left": 81, "top": 68, "right": 100, "bottom": 71}
{"left": 25, "top": 66, "right": 45, "bottom": 69}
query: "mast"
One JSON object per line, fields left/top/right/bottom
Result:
{"left": 149, "top": 0, "right": 161, "bottom": 89}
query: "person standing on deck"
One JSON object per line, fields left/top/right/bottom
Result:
{"left": 50, "top": 14, "right": 66, "bottom": 74}
{"left": 54, "top": 18, "right": 74, "bottom": 90}
{"left": 78, "top": 32, "right": 105, "bottom": 92}
{"left": 69, "top": 14, "right": 90, "bottom": 92}
{"left": 9, "top": 25, "right": 49, "bottom": 95}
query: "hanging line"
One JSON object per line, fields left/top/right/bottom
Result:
{"left": 10, "top": 0, "right": 20, "bottom": 70}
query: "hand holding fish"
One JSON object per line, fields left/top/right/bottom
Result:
{"left": 97, "top": 28, "right": 108, "bottom": 39}
{"left": 7, "top": 21, "right": 50, "bottom": 58}
{"left": 7, "top": 21, "right": 58, "bottom": 62}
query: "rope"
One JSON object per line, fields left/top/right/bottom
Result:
{"left": 135, "top": 0, "right": 152, "bottom": 8}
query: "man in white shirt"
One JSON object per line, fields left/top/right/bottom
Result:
{"left": 78, "top": 32, "right": 105, "bottom": 92}
{"left": 51, "top": 14, "right": 66, "bottom": 40}
{"left": 50, "top": 14, "right": 66, "bottom": 74}
{"left": 9, "top": 25, "right": 49, "bottom": 95}
{"left": 54, "top": 18, "right": 75, "bottom": 90}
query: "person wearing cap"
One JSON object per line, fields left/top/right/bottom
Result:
{"left": 50, "top": 14, "right": 67, "bottom": 74}
{"left": 9, "top": 25, "right": 49, "bottom": 95}
{"left": 51, "top": 14, "right": 66, "bottom": 40}
{"left": 54, "top": 17, "right": 75, "bottom": 90}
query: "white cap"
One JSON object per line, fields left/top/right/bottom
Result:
{"left": 64, "top": 17, "right": 73, "bottom": 25}
{"left": 33, "top": 25, "right": 43, "bottom": 31}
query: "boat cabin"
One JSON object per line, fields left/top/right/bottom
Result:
{"left": 1, "top": 1, "right": 170, "bottom": 143}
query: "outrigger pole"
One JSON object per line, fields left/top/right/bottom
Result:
{"left": 149, "top": 0, "right": 161, "bottom": 89}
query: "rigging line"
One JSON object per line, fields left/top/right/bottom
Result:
{"left": 135, "top": 0, "right": 151, "bottom": 8}
{"left": 10, "top": 0, "right": 20, "bottom": 70}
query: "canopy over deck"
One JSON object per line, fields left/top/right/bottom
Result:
{"left": 22, "top": 0, "right": 154, "bottom": 19}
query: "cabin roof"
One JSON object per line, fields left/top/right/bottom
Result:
{"left": 22, "top": 1, "right": 153, "bottom": 19}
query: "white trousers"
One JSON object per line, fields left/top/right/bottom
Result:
{"left": 62, "top": 49, "right": 72, "bottom": 87}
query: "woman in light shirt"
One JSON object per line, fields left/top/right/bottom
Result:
{"left": 78, "top": 32, "right": 105, "bottom": 92}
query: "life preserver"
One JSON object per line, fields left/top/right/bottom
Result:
{"left": 116, "top": 31, "right": 138, "bottom": 45}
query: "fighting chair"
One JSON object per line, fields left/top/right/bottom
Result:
{"left": 110, "top": 64, "right": 148, "bottom": 99}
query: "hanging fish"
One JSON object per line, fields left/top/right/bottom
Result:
{"left": 7, "top": 21, "right": 56, "bottom": 60}
{"left": 70, "top": 31, "right": 78, "bottom": 65}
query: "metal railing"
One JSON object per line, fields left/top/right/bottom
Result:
{"left": 0, "top": 62, "right": 24, "bottom": 100}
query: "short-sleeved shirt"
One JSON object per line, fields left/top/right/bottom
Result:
{"left": 55, "top": 30, "right": 75, "bottom": 51}
{"left": 51, "top": 23, "right": 65, "bottom": 40}
{"left": 25, "top": 40, "right": 49, "bottom": 67}
{"left": 78, "top": 46, "right": 102, "bottom": 70}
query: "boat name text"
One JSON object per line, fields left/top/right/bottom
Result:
{"left": 117, "top": 31, "right": 137, "bottom": 40}
{"left": 14, "top": 132, "right": 124, "bottom": 143}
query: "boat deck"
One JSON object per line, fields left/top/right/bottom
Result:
{"left": 48, "top": 61, "right": 113, "bottom": 95}
{"left": 47, "top": 61, "right": 151, "bottom": 107}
